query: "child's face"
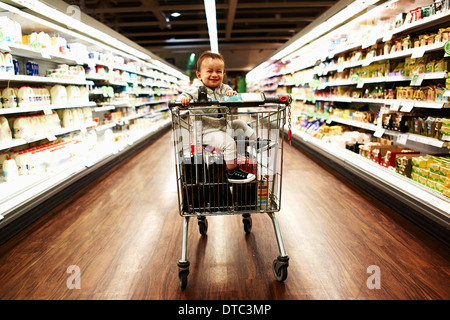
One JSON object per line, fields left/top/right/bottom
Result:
{"left": 196, "top": 57, "right": 225, "bottom": 88}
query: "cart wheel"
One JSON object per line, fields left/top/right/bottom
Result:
{"left": 198, "top": 216, "right": 208, "bottom": 236}
{"left": 242, "top": 214, "right": 252, "bottom": 233}
{"left": 272, "top": 256, "right": 289, "bottom": 282}
{"left": 178, "top": 261, "right": 190, "bottom": 289}
{"left": 179, "top": 270, "right": 189, "bottom": 289}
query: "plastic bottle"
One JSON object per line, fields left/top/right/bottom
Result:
{"left": 13, "top": 20, "right": 22, "bottom": 44}
{"left": 0, "top": 17, "right": 14, "bottom": 42}
{"left": 79, "top": 86, "right": 89, "bottom": 103}
{"left": 0, "top": 116, "right": 12, "bottom": 143}
{"left": 18, "top": 86, "right": 29, "bottom": 108}
{"left": 2, "top": 87, "right": 17, "bottom": 108}
{"left": 0, "top": 152, "right": 8, "bottom": 175}
{"left": 13, "top": 116, "right": 28, "bottom": 138}
{"left": 3, "top": 52, "right": 14, "bottom": 75}
{"left": 51, "top": 85, "right": 67, "bottom": 105}
{"left": 15, "top": 152, "right": 28, "bottom": 175}
{"left": 27, "top": 151, "right": 36, "bottom": 175}
{"left": 3, "top": 156, "right": 19, "bottom": 181}
{"left": 43, "top": 87, "right": 50, "bottom": 105}
{"left": 0, "top": 52, "right": 4, "bottom": 74}
{"left": 62, "top": 108, "right": 73, "bottom": 128}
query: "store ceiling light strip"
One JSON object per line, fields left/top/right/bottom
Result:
{"left": 13, "top": 1, "right": 148, "bottom": 60}
{"left": 2, "top": 1, "right": 188, "bottom": 80}
{"left": 204, "top": 0, "right": 219, "bottom": 53}
{"left": 272, "top": 0, "right": 381, "bottom": 61}
{"left": 10, "top": 0, "right": 151, "bottom": 61}
{"left": 0, "top": 1, "right": 141, "bottom": 63}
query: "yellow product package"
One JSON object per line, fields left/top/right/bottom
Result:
{"left": 419, "top": 175, "right": 427, "bottom": 185}
{"left": 443, "top": 187, "right": 450, "bottom": 198}
{"left": 426, "top": 179, "right": 436, "bottom": 189}
{"left": 436, "top": 183, "right": 444, "bottom": 193}
{"left": 429, "top": 172, "right": 440, "bottom": 182}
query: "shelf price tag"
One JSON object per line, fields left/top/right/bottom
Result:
{"left": 46, "top": 133, "right": 57, "bottom": 141}
{"left": 382, "top": 32, "right": 393, "bottom": 42}
{"left": 389, "top": 100, "right": 401, "bottom": 111}
{"left": 42, "top": 106, "right": 53, "bottom": 115}
{"left": 40, "top": 48, "right": 51, "bottom": 59}
{"left": 356, "top": 78, "right": 365, "bottom": 88}
{"left": 400, "top": 100, "right": 415, "bottom": 112}
{"left": 411, "top": 47, "right": 426, "bottom": 59}
{"left": 361, "top": 58, "right": 373, "bottom": 67}
{"left": 410, "top": 74, "right": 424, "bottom": 86}
{"left": 373, "top": 127, "right": 385, "bottom": 138}
{"left": 396, "top": 134, "right": 408, "bottom": 145}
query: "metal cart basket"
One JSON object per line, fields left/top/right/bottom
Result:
{"left": 169, "top": 92, "right": 291, "bottom": 289}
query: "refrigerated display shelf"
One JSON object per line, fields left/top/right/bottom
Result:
{"left": 288, "top": 126, "right": 450, "bottom": 245}
{"left": 0, "top": 117, "right": 172, "bottom": 244}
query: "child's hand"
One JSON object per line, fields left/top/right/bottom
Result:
{"left": 225, "top": 90, "right": 237, "bottom": 96}
{"left": 180, "top": 97, "right": 191, "bottom": 106}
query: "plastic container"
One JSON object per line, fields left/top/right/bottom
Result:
{"left": 62, "top": 108, "right": 73, "bottom": 128}
{"left": 3, "top": 52, "right": 14, "bottom": 75}
{"left": 13, "top": 116, "right": 28, "bottom": 138}
{"left": 0, "top": 52, "right": 4, "bottom": 74}
{"left": 15, "top": 152, "right": 28, "bottom": 175}
{"left": 3, "top": 157, "right": 19, "bottom": 181}
{"left": 50, "top": 85, "right": 67, "bottom": 105}
{"left": 2, "top": 87, "right": 17, "bottom": 108}
{"left": 0, "top": 116, "right": 12, "bottom": 143}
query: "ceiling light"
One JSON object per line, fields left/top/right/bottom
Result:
{"left": 9, "top": 0, "right": 151, "bottom": 61}
{"left": 204, "top": 0, "right": 219, "bottom": 53}
{"left": 171, "top": 12, "right": 181, "bottom": 18}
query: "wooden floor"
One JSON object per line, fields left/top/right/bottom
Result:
{"left": 0, "top": 130, "right": 448, "bottom": 300}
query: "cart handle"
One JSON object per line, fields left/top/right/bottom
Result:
{"left": 168, "top": 93, "right": 291, "bottom": 109}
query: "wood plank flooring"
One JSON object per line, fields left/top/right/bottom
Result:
{"left": 0, "top": 130, "right": 448, "bottom": 299}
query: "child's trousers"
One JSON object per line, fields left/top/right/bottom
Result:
{"left": 202, "top": 119, "right": 254, "bottom": 162}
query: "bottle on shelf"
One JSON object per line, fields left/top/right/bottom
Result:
{"left": 3, "top": 52, "right": 14, "bottom": 75}
{"left": 3, "top": 156, "right": 19, "bottom": 181}
{"left": 15, "top": 152, "right": 28, "bottom": 176}
{"left": 2, "top": 87, "right": 17, "bottom": 108}
{"left": 0, "top": 116, "right": 12, "bottom": 144}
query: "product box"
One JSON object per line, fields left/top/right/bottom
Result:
{"left": 427, "top": 179, "right": 436, "bottom": 189}
{"left": 411, "top": 155, "right": 433, "bottom": 168}
{"left": 381, "top": 149, "right": 419, "bottom": 168}
{"left": 395, "top": 153, "right": 422, "bottom": 177}
{"left": 370, "top": 145, "right": 404, "bottom": 164}
{"left": 359, "top": 142, "right": 382, "bottom": 158}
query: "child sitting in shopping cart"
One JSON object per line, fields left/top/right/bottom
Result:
{"left": 178, "top": 50, "right": 258, "bottom": 184}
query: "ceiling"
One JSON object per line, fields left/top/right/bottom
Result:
{"left": 63, "top": 0, "right": 340, "bottom": 77}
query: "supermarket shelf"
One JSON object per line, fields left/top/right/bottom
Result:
{"left": 0, "top": 102, "right": 97, "bottom": 115}
{"left": 0, "top": 121, "right": 98, "bottom": 151}
{"left": 288, "top": 127, "right": 450, "bottom": 244}
{"left": 0, "top": 74, "right": 94, "bottom": 86}
{"left": 295, "top": 95, "right": 449, "bottom": 109}
{"left": 320, "top": 71, "right": 448, "bottom": 88}
{"left": 0, "top": 118, "right": 172, "bottom": 243}
{"left": 319, "top": 42, "right": 447, "bottom": 76}
{"left": 321, "top": 10, "right": 450, "bottom": 62}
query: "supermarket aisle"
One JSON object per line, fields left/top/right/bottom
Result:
{"left": 0, "top": 129, "right": 449, "bottom": 300}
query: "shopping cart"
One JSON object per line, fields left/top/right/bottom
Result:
{"left": 169, "top": 92, "right": 292, "bottom": 289}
